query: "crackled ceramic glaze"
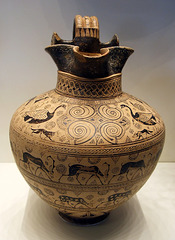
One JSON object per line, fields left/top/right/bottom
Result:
{"left": 10, "top": 15, "right": 165, "bottom": 225}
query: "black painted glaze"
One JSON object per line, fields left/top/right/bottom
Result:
{"left": 45, "top": 17, "right": 134, "bottom": 78}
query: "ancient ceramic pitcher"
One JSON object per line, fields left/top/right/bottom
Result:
{"left": 10, "top": 15, "right": 165, "bottom": 225}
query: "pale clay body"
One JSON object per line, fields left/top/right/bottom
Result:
{"left": 10, "top": 15, "right": 165, "bottom": 224}
{"left": 10, "top": 80, "right": 165, "bottom": 219}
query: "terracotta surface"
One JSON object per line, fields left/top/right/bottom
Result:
{"left": 9, "top": 15, "right": 165, "bottom": 224}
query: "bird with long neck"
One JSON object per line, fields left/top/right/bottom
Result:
{"left": 24, "top": 104, "right": 66, "bottom": 124}
{"left": 120, "top": 104, "right": 156, "bottom": 126}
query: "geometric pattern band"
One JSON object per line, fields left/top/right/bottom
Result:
{"left": 55, "top": 71, "right": 122, "bottom": 98}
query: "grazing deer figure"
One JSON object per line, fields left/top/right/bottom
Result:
{"left": 59, "top": 164, "right": 104, "bottom": 185}
{"left": 57, "top": 195, "right": 90, "bottom": 208}
{"left": 108, "top": 190, "right": 131, "bottom": 204}
{"left": 20, "top": 152, "right": 55, "bottom": 180}
{"left": 96, "top": 190, "right": 131, "bottom": 208}
{"left": 119, "top": 160, "right": 145, "bottom": 180}
{"left": 108, "top": 160, "right": 145, "bottom": 183}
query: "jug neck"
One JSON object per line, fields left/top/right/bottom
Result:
{"left": 55, "top": 71, "right": 122, "bottom": 99}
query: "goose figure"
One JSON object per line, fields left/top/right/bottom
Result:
{"left": 120, "top": 104, "right": 156, "bottom": 126}
{"left": 24, "top": 104, "right": 66, "bottom": 124}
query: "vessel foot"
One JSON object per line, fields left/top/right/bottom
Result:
{"left": 59, "top": 212, "right": 110, "bottom": 225}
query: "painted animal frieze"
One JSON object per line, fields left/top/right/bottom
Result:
{"left": 10, "top": 15, "right": 165, "bottom": 224}
{"left": 11, "top": 90, "right": 164, "bottom": 146}
{"left": 10, "top": 91, "right": 165, "bottom": 223}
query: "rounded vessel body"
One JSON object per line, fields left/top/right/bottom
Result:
{"left": 9, "top": 15, "right": 165, "bottom": 224}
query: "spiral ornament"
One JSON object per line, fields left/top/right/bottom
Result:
{"left": 100, "top": 122, "right": 123, "bottom": 144}
{"left": 69, "top": 105, "right": 95, "bottom": 119}
{"left": 98, "top": 105, "right": 122, "bottom": 120}
{"left": 68, "top": 121, "right": 96, "bottom": 144}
